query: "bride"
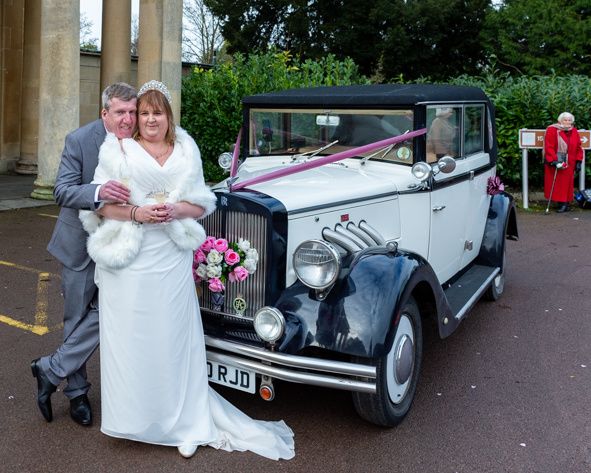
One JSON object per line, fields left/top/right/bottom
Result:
{"left": 79, "top": 80, "right": 294, "bottom": 460}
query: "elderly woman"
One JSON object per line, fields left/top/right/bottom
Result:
{"left": 544, "top": 112, "right": 583, "bottom": 212}
{"left": 79, "top": 81, "right": 294, "bottom": 460}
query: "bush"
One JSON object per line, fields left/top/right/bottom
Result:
{"left": 181, "top": 50, "right": 369, "bottom": 182}
{"left": 450, "top": 72, "right": 591, "bottom": 188}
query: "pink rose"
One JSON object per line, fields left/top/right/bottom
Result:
{"left": 194, "top": 249, "right": 206, "bottom": 264}
{"left": 214, "top": 238, "right": 229, "bottom": 253}
{"left": 208, "top": 277, "right": 225, "bottom": 293}
{"left": 224, "top": 249, "right": 240, "bottom": 266}
{"left": 200, "top": 236, "right": 216, "bottom": 252}
{"left": 229, "top": 266, "right": 249, "bottom": 283}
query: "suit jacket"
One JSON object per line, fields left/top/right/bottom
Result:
{"left": 47, "top": 119, "right": 106, "bottom": 271}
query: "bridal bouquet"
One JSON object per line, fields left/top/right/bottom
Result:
{"left": 193, "top": 236, "right": 259, "bottom": 293}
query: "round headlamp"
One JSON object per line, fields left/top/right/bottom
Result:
{"left": 411, "top": 161, "right": 432, "bottom": 181}
{"left": 254, "top": 307, "right": 285, "bottom": 343}
{"left": 218, "top": 152, "right": 233, "bottom": 171}
{"left": 293, "top": 240, "right": 341, "bottom": 290}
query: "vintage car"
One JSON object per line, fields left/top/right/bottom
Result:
{"left": 198, "top": 84, "right": 519, "bottom": 427}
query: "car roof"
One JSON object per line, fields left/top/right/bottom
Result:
{"left": 242, "top": 84, "right": 490, "bottom": 107}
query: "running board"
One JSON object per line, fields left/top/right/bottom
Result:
{"left": 443, "top": 265, "right": 500, "bottom": 321}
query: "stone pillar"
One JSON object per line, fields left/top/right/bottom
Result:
{"left": 16, "top": 0, "right": 40, "bottom": 175}
{"left": 0, "top": 0, "right": 25, "bottom": 174}
{"left": 137, "top": 0, "right": 182, "bottom": 120}
{"left": 100, "top": 0, "right": 132, "bottom": 94}
{"left": 32, "top": 0, "right": 79, "bottom": 200}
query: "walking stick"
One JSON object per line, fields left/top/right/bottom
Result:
{"left": 545, "top": 165, "right": 559, "bottom": 214}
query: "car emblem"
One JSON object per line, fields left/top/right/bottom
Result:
{"left": 221, "top": 196, "right": 228, "bottom": 207}
{"left": 233, "top": 296, "right": 247, "bottom": 316}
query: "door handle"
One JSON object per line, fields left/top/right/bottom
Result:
{"left": 432, "top": 205, "right": 446, "bottom": 212}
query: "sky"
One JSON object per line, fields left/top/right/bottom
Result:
{"left": 80, "top": 0, "right": 140, "bottom": 46}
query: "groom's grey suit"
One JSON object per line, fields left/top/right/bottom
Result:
{"left": 40, "top": 118, "right": 106, "bottom": 399}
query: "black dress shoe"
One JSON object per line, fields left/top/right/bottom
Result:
{"left": 556, "top": 203, "right": 570, "bottom": 213}
{"left": 31, "top": 358, "right": 57, "bottom": 422}
{"left": 70, "top": 394, "right": 92, "bottom": 426}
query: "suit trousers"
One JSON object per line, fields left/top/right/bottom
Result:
{"left": 40, "top": 262, "right": 100, "bottom": 399}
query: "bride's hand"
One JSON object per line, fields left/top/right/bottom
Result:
{"left": 136, "top": 204, "right": 167, "bottom": 224}
{"left": 161, "top": 203, "right": 178, "bottom": 222}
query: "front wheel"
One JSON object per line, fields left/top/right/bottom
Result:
{"left": 352, "top": 296, "right": 423, "bottom": 427}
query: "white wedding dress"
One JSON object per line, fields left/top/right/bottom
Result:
{"left": 90, "top": 132, "right": 294, "bottom": 460}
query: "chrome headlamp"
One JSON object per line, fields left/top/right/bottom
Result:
{"left": 218, "top": 152, "right": 233, "bottom": 171}
{"left": 293, "top": 240, "right": 341, "bottom": 290}
{"left": 254, "top": 307, "right": 285, "bottom": 343}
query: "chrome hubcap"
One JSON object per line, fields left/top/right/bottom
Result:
{"left": 386, "top": 314, "right": 415, "bottom": 404}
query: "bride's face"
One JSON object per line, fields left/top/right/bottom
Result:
{"left": 138, "top": 104, "right": 168, "bottom": 143}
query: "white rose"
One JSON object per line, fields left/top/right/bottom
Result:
{"left": 196, "top": 264, "right": 208, "bottom": 279}
{"left": 206, "top": 264, "right": 222, "bottom": 278}
{"left": 243, "top": 258, "right": 257, "bottom": 274}
{"left": 237, "top": 238, "right": 251, "bottom": 252}
{"left": 206, "top": 249, "right": 223, "bottom": 265}
{"left": 245, "top": 248, "right": 259, "bottom": 262}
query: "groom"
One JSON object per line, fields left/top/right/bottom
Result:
{"left": 31, "top": 82, "right": 136, "bottom": 425}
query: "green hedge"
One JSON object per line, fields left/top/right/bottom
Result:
{"left": 180, "top": 50, "right": 368, "bottom": 182}
{"left": 450, "top": 73, "right": 591, "bottom": 188}
{"left": 181, "top": 52, "right": 591, "bottom": 188}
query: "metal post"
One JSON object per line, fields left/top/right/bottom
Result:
{"left": 579, "top": 152, "right": 586, "bottom": 191}
{"left": 522, "top": 148, "right": 529, "bottom": 209}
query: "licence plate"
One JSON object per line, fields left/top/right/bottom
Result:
{"left": 207, "top": 360, "right": 256, "bottom": 393}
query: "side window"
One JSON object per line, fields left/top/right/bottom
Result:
{"left": 426, "top": 106, "right": 461, "bottom": 162}
{"left": 464, "top": 105, "right": 484, "bottom": 155}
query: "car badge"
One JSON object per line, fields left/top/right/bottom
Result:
{"left": 233, "top": 295, "right": 247, "bottom": 316}
{"left": 396, "top": 146, "right": 411, "bottom": 161}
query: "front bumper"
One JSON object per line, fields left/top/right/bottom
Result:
{"left": 205, "top": 335, "right": 377, "bottom": 394}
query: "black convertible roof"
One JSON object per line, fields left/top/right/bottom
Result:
{"left": 242, "top": 83, "right": 490, "bottom": 107}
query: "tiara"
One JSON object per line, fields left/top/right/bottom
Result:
{"left": 137, "top": 80, "right": 172, "bottom": 104}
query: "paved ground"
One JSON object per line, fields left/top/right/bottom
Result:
{"left": 0, "top": 199, "right": 590, "bottom": 472}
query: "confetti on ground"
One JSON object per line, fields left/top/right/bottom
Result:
{"left": 581, "top": 365, "right": 587, "bottom": 368}
{"left": 558, "top": 308, "right": 563, "bottom": 311}
{"left": 513, "top": 335, "right": 519, "bottom": 338}
{"left": 471, "top": 385, "right": 476, "bottom": 389}
{"left": 8, "top": 395, "right": 14, "bottom": 400}
{"left": 520, "top": 443, "right": 526, "bottom": 447}
{"left": 437, "top": 392, "right": 442, "bottom": 396}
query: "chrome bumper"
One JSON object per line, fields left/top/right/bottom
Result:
{"left": 205, "top": 335, "right": 377, "bottom": 394}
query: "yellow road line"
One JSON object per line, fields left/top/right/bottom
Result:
{"left": 0, "top": 264, "right": 61, "bottom": 336}
{"left": 0, "top": 314, "right": 50, "bottom": 335}
{"left": 0, "top": 260, "right": 59, "bottom": 278}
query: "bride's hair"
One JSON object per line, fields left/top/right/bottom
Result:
{"left": 134, "top": 89, "right": 176, "bottom": 145}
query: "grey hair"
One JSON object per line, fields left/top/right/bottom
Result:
{"left": 101, "top": 82, "right": 137, "bottom": 110}
{"left": 557, "top": 112, "right": 575, "bottom": 123}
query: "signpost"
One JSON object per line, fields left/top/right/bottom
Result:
{"left": 518, "top": 129, "right": 588, "bottom": 209}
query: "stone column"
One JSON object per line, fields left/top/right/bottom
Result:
{"left": 32, "top": 0, "right": 79, "bottom": 200}
{"left": 137, "top": 0, "right": 182, "bottom": 120}
{"left": 100, "top": 0, "right": 132, "bottom": 93}
{"left": 16, "top": 0, "right": 41, "bottom": 175}
{"left": 0, "top": 0, "right": 25, "bottom": 174}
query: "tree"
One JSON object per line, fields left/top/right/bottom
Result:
{"left": 482, "top": 0, "right": 591, "bottom": 75}
{"left": 80, "top": 12, "right": 99, "bottom": 51}
{"left": 203, "top": 0, "right": 492, "bottom": 81}
{"left": 376, "top": 0, "right": 492, "bottom": 81}
{"left": 183, "top": 0, "right": 225, "bottom": 63}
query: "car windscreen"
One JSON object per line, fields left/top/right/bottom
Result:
{"left": 248, "top": 108, "right": 415, "bottom": 164}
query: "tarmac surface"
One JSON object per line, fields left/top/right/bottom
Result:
{"left": 1, "top": 176, "right": 590, "bottom": 472}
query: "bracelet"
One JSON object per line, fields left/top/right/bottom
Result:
{"left": 130, "top": 205, "right": 142, "bottom": 225}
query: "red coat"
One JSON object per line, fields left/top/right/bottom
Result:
{"left": 543, "top": 125, "right": 583, "bottom": 202}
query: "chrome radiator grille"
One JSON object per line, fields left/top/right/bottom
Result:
{"left": 200, "top": 210, "right": 268, "bottom": 319}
